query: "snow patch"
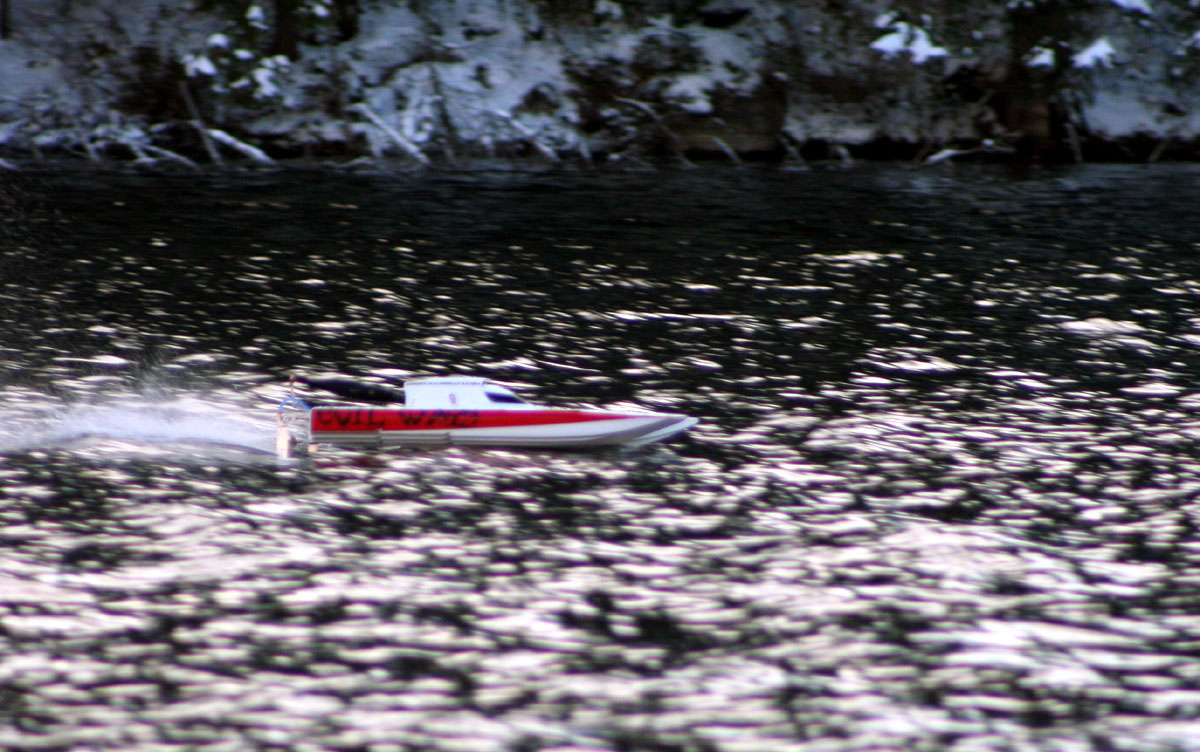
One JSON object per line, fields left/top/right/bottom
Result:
{"left": 345, "top": 2, "right": 575, "bottom": 152}
{"left": 246, "top": 4, "right": 268, "bottom": 30}
{"left": 666, "top": 74, "right": 718, "bottom": 115}
{"left": 230, "top": 55, "right": 291, "bottom": 101}
{"left": 594, "top": 0, "right": 623, "bottom": 22}
{"left": 660, "top": 25, "right": 757, "bottom": 114}
{"left": 1026, "top": 46, "right": 1055, "bottom": 68}
{"left": 870, "top": 13, "right": 948, "bottom": 64}
{"left": 1076, "top": 79, "right": 1200, "bottom": 138}
{"left": 1111, "top": 0, "right": 1152, "bottom": 13}
{"left": 0, "top": 43, "right": 70, "bottom": 115}
{"left": 183, "top": 53, "right": 217, "bottom": 77}
{"left": 1073, "top": 37, "right": 1117, "bottom": 69}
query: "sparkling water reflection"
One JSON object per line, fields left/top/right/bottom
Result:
{"left": 3, "top": 165, "right": 1200, "bottom": 751}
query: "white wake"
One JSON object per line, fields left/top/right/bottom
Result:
{"left": 0, "top": 390, "right": 278, "bottom": 458}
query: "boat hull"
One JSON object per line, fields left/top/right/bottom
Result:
{"left": 294, "top": 406, "right": 696, "bottom": 449}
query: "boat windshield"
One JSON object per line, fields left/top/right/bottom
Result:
{"left": 486, "top": 391, "right": 526, "bottom": 404}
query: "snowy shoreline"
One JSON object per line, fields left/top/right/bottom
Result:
{"left": 2, "top": 0, "right": 1199, "bottom": 169}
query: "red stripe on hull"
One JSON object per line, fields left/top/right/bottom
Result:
{"left": 311, "top": 408, "right": 629, "bottom": 433}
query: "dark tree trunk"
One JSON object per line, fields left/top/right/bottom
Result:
{"left": 1, "top": 0, "right": 11, "bottom": 39}
{"left": 334, "top": 0, "right": 359, "bottom": 41}
{"left": 996, "top": 2, "right": 1076, "bottom": 159}
{"left": 269, "top": 0, "right": 299, "bottom": 60}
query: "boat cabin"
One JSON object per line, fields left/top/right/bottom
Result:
{"left": 403, "top": 377, "right": 530, "bottom": 410}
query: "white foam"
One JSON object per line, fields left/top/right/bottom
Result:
{"left": 0, "top": 391, "right": 277, "bottom": 457}
{"left": 1061, "top": 317, "right": 1145, "bottom": 335}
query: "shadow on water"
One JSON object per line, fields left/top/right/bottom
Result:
{"left": 3, "top": 164, "right": 1200, "bottom": 750}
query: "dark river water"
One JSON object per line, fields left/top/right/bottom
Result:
{"left": 3, "top": 163, "right": 1200, "bottom": 751}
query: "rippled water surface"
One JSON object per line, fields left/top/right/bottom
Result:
{"left": 4, "top": 164, "right": 1200, "bottom": 751}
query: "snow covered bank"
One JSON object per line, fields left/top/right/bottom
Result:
{"left": 2, "top": 0, "right": 1200, "bottom": 166}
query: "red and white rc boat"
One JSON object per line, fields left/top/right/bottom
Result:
{"left": 277, "top": 376, "right": 696, "bottom": 453}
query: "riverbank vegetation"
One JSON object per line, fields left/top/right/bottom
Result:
{"left": 1, "top": 0, "right": 1198, "bottom": 169}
